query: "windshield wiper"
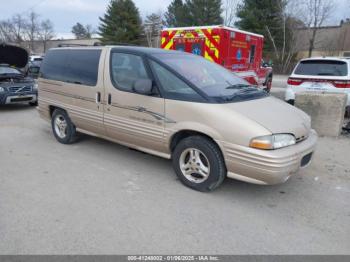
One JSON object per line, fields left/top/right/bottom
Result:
{"left": 221, "top": 87, "right": 266, "bottom": 102}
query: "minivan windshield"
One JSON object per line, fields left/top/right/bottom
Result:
{"left": 294, "top": 60, "right": 348, "bottom": 76}
{"left": 154, "top": 53, "right": 267, "bottom": 102}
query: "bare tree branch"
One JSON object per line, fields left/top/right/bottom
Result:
{"left": 223, "top": 0, "right": 239, "bottom": 27}
{"left": 39, "top": 19, "right": 55, "bottom": 52}
{"left": 303, "top": 0, "right": 334, "bottom": 57}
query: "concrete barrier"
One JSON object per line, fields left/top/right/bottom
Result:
{"left": 295, "top": 92, "right": 347, "bottom": 137}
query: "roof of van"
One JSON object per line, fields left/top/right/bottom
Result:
{"left": 51, "top": 45, "right": 190, "bottom": 55}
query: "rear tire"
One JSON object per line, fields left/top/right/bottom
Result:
{"left": 51, "top": 109, "right": 78, "bottom": 144}
{"left": 29, "top": 101, "right": 38, "bottom": 106}
{"left": 172, "top": 136, "right": 226, "bottom": 192}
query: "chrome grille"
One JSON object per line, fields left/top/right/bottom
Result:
{"left": 9, "top": 86, "right": 32, "bottom": 93}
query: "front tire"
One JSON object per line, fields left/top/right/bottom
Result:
{"left": 172, "top": 136, "right": 226, "bottom": 192}
{"left": 51, "top": 109, "right": 77, "bottom": 144}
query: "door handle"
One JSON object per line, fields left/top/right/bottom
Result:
{"left": 96, "top": 92, "right": 101, "bottom": 103}
{"left": 107, "top": 93, "right": 112, "bottom": 105}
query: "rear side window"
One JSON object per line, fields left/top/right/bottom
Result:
{"left": 294, "top": 60, "right": 348, "bottom": 76}
{"left": 110, "top": 52, "right": 149, "bottom": 92}
{"left": 40, "top": 49, "right": 101, "bottom": 86}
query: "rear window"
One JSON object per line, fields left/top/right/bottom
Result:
{"left": 40, "top": 49, "right": 101, "bottom": 86}
{"left": 294, "top": 60, "right": 348, "bottom": 76}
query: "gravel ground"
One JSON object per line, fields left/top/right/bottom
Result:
{"left": 0, "top": 105, "right": 349, "bottom": 255}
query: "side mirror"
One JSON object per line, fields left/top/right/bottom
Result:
{"left": 133, "top": 79, "right": 153, "bottom": 95}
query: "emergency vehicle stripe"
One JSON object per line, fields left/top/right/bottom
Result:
{"left": 200, "top": 29, "right": 220, "bottom": 63}
{"left": 161, "top": 30, "right": 177, "bottom": 49}
{"left": 201, "top": 29, "right": 220, "bottom": 50}
{"left": 191, "top": 31, "right": 199, "bottom": 37}
{"left": 204, "top": 45, "right": 219, "bottom": 64}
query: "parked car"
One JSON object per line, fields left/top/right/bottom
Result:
{"left": 27, "top": 61, "right": 41, "bottom": 79}
{"left": 29, "top": 55, "right": 43, "bottom": 63}
{"left": 38, "top": 46, "right": 317, "bottom": 191}
{"left": 0, "top": 44, "right": 38, "bottom": 106}
{"left": 285, "top": 57, "right": 350, "bottom": 110}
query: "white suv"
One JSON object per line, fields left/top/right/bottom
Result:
{"left": 285, "top": 57, "right": 350, "bottom": 108}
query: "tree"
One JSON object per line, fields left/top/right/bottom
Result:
{"left": 85, "top": 24, "right": 96, "bottom": 38}
{"left": 26, "top": 11, "right": 40, "bottom": 52}
{"left": 303, "top": 0, "right": 334, "bottom": 57}
{"left": 99, "top": 0, "right": 143, "bottom": 44}
{"left": 236, "top": 0, "right": 305, "bottom": 73}
{"left": 0, "top": 13, "right": 55, "bottom": 53}
{"left": 39, "top": 19, "right": 55, "bottom": 52}
{"left": 164, "top": 0, "right": 188, "bottom": 27}
{"left": 144, "top": 13, "right": 163, "bottom": 47}
{"left": 185, "top": 0, "right": 223, "bottom": 26}
{"left": 235, "top": 0, "right": 287, "bottom": 52}
{"left": 71, "top": 22, "right": 88, "bottom": 39}
{"left": 264, "top": 4, "right": 303, "bottom": 73}
{"left": 223, "top": 0, "right": 239, "bottom": 27}
{"left": 0, "top": 20, "right": 16, "bottom": 42}
{"left": 11, "top": 14, "right": 27, "bottom": 44}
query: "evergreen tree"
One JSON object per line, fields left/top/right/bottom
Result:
{"left": 235, "top": 0, "right": 286, "bottom": 52}
{"left": 164, "top": 0, "right": 188, "bottom": 27}
{"left": 185, "top": 0, "right": 223, "bottom": 26}
{"left": 99, "top": 0, "right": 142, "bottom": 44}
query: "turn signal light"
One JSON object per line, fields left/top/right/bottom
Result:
{"left": 249, "top": 140, "right": 273, "bottom": 150}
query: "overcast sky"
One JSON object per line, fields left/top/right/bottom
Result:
{"left": 1, "top": 0, "right": 349, "bottom": 39}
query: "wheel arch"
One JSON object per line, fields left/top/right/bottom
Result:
{"left": 49, "top": 105, "right": 66, "bottom": 118}
{"left": 169, "top": 129, "right": 226, "bottom": 160}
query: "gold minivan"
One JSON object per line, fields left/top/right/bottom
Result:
{"left": 38, "top": 46, "right": 317, "bottom": 191}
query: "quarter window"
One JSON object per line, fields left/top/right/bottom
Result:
{"left": 40, "top": 49, "right": 101, "bottom": 86}
{"left": 110, "top": 53, "right": 149, "bottom": 92}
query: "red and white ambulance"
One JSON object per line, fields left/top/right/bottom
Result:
{"left": 160, "top": 25, "right": 273, "bottom": 91}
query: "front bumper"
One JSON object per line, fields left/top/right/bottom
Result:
{"left": 220, "top": 129, "right": 318, "bottom": 185}
{"left": 0, "top": 92, "right": 37, "bottom": 105}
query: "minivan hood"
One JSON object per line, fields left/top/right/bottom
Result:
{"left": 0, "top": 43, "right": 28, "bottom": 68}
{"left": 225, "top": 96, "right": 311, "bottom": 140}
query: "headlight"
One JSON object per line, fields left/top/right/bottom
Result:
{"left": 0, "top": 87, "right": 5, "bottom": 92}
{"left": 33, "top": 83, "right": 38, "bottom": 90}
{"left": 250, "top": 134, "right": 296, "bottom": 150}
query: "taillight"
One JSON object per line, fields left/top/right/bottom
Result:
{"left": 287, "top": 78, "right": 303, "bottom": 86}
{"left": 332, "top": 80, "right": 350, "bottom": 88}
